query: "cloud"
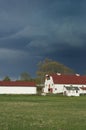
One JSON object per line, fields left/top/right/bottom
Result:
{"left": 0, "top": 48, "right": 28, "bottom": 60}
{"left": 0, "top": 0, "right": 86, "bottom": 77}
{"left": 25, "top": 20, "right": 86, "bottom": 52}
{"left": 0, "top": 0, "right": 86, "bottom": 47}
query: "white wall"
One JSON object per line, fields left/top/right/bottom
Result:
{"left": 0, "top": 86, "right": 37, "bottom": 94}
{"left": 63, "top": 87, "right": 80, "bottom": 96}
{"left": 53, "top": 84, "right": 64, "bottom": 94}
{"left": 45, "top": 76, "right": 54, "bottom": 88}
{"left": 44, "top": 76, "right": 54, "bottom": 93}
{"left": 66, "top": 91, "right": 80, "bottom": 96}
{"left": 48, "top": 83, "right": 86, "bottom": 94}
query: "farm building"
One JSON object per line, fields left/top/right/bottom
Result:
{"left": 63, "top": 86, "right": 80, "bottom": 96}
{"left": 43, "top": 73, "right": 86, "bottom": 96}
{"left": 0, "top": 81, "right": 37, "bottom": 94}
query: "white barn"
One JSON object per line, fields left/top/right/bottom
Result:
{"left": 43, "top": 73, "right": 86, "bottom": 96}
{"left": 0, "top": 81, "right": 37, "bottom": 94}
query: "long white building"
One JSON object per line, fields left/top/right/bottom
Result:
{"left": 0, "top": 81, "right": 37, "bottom": 94}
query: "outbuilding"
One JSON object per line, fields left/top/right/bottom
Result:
{"left": 0, "top": 81, "right": 37, "bottom": 94}
{"left": 43, "top": 73, "right": 86, "bottom": 96}
{"left": 63, "top": 86, "right": 80, "bottom": 96}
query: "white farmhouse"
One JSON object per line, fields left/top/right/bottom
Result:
{"left": 43, "top": 73, "right": 86, "bottom": 96}
{"left": 0, "top": 81, "right": 37, "bottom": 94}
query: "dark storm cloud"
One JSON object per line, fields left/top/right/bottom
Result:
{"left": 0, "top": 0, "right": 86, "bottom": 78}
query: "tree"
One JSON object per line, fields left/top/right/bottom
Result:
{"left": 36, "top": 58, "right": 75, "bottom": 83}
{"left": 3, "top": 76, "right": 11, "bottom": 81}
{"left": 19, "top": 72, "right": 31, "bottom": 81}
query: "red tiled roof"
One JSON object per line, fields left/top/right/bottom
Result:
{"left": 50, "top": 74, "right": 86, "bottom": 84}
{"left": 0, "top": 81, "right": 36, "bottom": 87}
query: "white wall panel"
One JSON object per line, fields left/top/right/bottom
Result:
{"left": 0, "top": 86, "right": 37, "bottom": 94}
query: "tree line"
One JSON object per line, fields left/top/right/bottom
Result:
{"left": 2, "top": 58, "right": 75, "bottom": 84}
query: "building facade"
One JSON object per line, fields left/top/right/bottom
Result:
{"left": 43, "top": 73, "right": 86, "bottom": 96}
{"left": 0, "top": 81, "right": 37, "bottom": 94}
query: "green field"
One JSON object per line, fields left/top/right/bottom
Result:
{"left": 0, "top": 95, "right": 86, "bottom": 130}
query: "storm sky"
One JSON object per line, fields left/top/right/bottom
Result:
{"left": 0, "top": 0, "right": 86, "bottom": 79}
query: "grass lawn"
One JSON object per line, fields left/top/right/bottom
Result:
{"left": 0, "top": 94, "right": 86, "bottom": 130}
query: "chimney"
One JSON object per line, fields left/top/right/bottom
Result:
{"left": 57, "top": 73, "right": 61, "bottom": 75}
{"left": 75, "top": 74, "right": 80, "bottom": 76}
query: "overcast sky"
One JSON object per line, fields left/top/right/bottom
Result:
{"left": 0, "top": 0, "right": 86, "bottom": 79}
